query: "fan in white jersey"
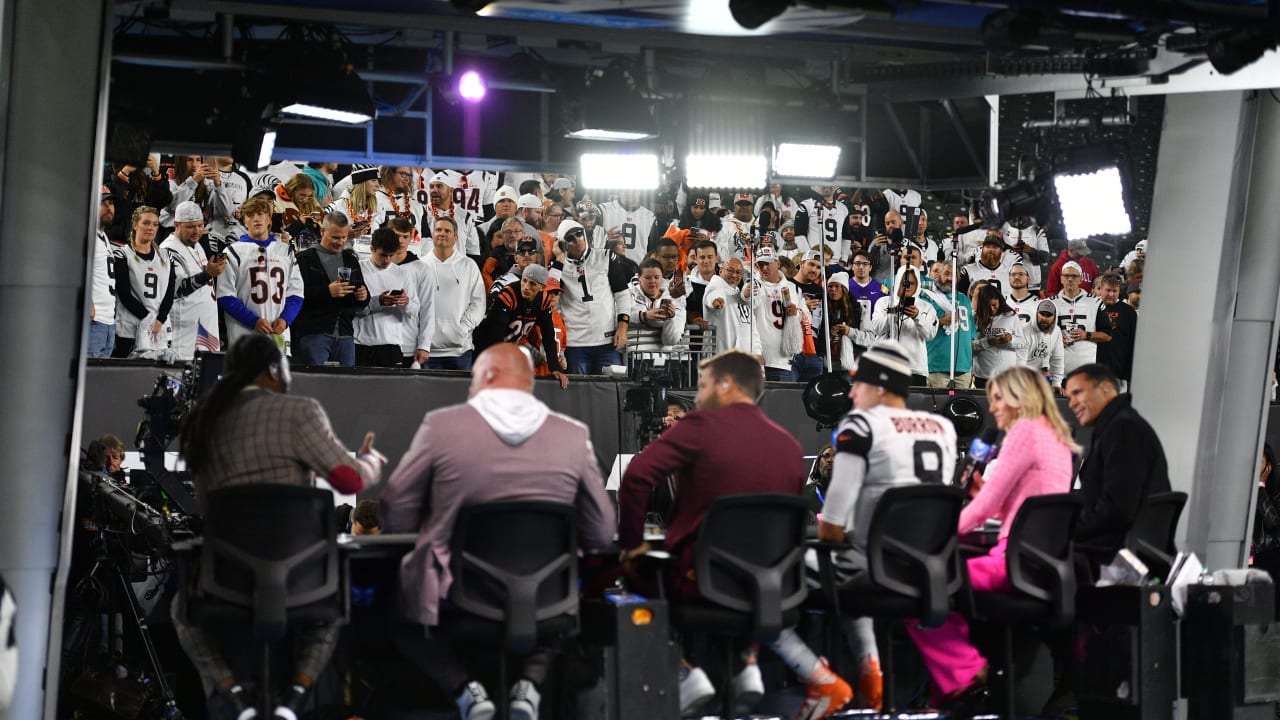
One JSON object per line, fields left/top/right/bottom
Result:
{"left": 816, "top": 340, "right": 957, "bottom": 707}
{"left": 750, "top": 246, "right": 806, "bottom": 380}
{"left": 957, "top": 232, "right": 1015, "bottom": 296}
{"left": 1019, "top": 299, "right": 1066, "bottom": 387}
{"left": 713, "top": 192, "right": 758, "bottom": 262}
{"left": 1051, "top": 260, "right": 1113, "bottom": 374}
{"left": 370, "top": 165, "right": 423, "bottom": 242}
{"left": 90, "top": 189, "right": 122, "bottom": 358}
{"left": 796, "top": 187, "right": 850, "bottom": 262}
{"left": 327, "top": 165, "right": 380, "bottom": 246}
{"left": 1003, "top": 263, "right": 1039, "bottom": 324}
{"left": 549, "top": 220, "right": 633, "bottom": 374}
{"left": 702, "top": 258, "right": 762, "bottom": 356}
{"left": 1001, "top": 217, "right": 1052, "bottom": 291}
{"left": 215, "top": 197, "right": 305, "bottom": 349}
{"left": 113, "top": 206, "right": 175, "bottom": 358}
{"left": 160, "top": 202, "right": 226, "bottom": 361}
{"left": 418, "top": 168, "right": 498, "bottom": 219}
{"left": 354, "top": 229, "right": 419, "bottom": 367}
{"left": 421, "top": 170, "right": 481, "bottom": 258}
{"left": 600, "top": 192, "right": 656, "bottom": 267}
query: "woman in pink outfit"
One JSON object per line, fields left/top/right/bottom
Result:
{"left": 905, "top": 364, "right": 1080, "bottom": 707}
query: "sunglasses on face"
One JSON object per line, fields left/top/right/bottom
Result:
{"left": 516, "top": 248, "right": 539, "bottom": 256}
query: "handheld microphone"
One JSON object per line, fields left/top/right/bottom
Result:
{"left": 957, "top": 426, "right": 1001, "bottom": 493}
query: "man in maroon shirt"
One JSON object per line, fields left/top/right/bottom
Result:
{"left": 619, "top": 350, "right": 852, "bottom": 720}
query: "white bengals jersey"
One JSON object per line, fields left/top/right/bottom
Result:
{"left": 1005, "top": 292, "right": 1040, "bottom": 325}
{"left": 701, "top": 275, "right": 762, "bottom": 357}
{"left": 210, "top": 166, "right": 252, "bottom": 246}
{"left": 826, "top": 404, "right": 957, "bottom": 554}
{"left": 882, "top": 188, "right": 922, "bottom": 216}
{"left": 716, "top": 217, "right": 757, "bottom": 262}
{"left": 599, "top": 201, "right": 656, "bottom": 267}
{"left": 92, "top": 231, "right": 120, "bottom": 325}
{"left": 160, "top": 236, "right": 221, "bottom": 361}
{"left": 1051, "top": 291, "right": 1106, "bottom": 372}
{"left": 1001, "top": 222, "right": 1050, "bottom": 289}
{"left": 419, "top": 169, "right": 500, "bottom": 218}
{"left": 217, "top": 239, "right": 305, "bottom": 345}
{"left": 370, "top": 190, "right": 424, "bottom": 243}
{"left": 553, "top": 247, "right": 630, "bottom": 348}
{"left": 422, "top": 204, "right": 481, "bottom": 257}
{"left": 797, "top": 199, "right": 849, "bottom": 261}
{"left": 115, "top": 245, "right": 173, "bottom": 340}
{"left": 750, "top": 277, "right": 804, "bottom": 370}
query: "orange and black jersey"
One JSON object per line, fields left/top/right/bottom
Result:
{"left": 473, "top": 283, "right": 559, "bottom": 363}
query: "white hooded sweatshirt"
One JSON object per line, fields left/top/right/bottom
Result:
{"left": 870, "top": 264, "right": 938, "bottom": 376}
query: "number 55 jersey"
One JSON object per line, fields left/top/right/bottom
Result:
{"left": 217, "top": 236, "right": 305, "bottom": 346}
{"left": 824, "top": 405, "right": 957, "bottom": 555}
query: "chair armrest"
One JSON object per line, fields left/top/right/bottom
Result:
{"left": 806, "top": 539, "right": 853, "bottom": 553}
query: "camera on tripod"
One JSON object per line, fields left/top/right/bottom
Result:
{"left": 624, "top": 358, "right": 675, "bottom": 448}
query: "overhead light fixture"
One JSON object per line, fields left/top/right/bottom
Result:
{"left": 280, "top": 103, "right": 372, "bottom": 125}
{"left": 566, "top": 128, "right": 655, "bottom": 142}
{"left": 1054, "top": 167, "right": 1131, "bottom": 240}
{"left": 458, "top": 70, "right": 487, "bottom": 102}
{"left": 1207, "top": 28, "right": 1278, "bottom": 75}
{"left": 773, "top": 142, "right": 841, "bottom": 180}
{"left": 580, "top": 153, "right": 659, "bottom": 190}
{"left": 686, "top": 154, "right": 768, "bottom": 189}
{"left": 728, "top": 0, "right": 791, "bottom": 31}
{"left": 232, "top": 125, "right": 277, "bottom": 171}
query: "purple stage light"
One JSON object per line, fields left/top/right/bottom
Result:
{"left": 458, "top": 70, "right": 486, "bottom": 102}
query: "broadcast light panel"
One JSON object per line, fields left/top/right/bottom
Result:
{"left": 580, "top": 153, "right": 660, "bottom": 190}
{"left": 773, "top": 143, "right": 841, "bottom": 179}
{"left": 1054, "top": 166, "right": 1131, "bottom": 240}
{"left": 685, "top": 154, "right": 768, "bottom": 189}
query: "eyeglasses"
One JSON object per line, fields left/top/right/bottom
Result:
{"left": 547, "top": 213, "right": 564, "bottom": 219}
{"left": 851, "top": 261, "right": 872, "bottom": 267}
{"left": 1061, "top": 273, "right": 1082, "bottom": 279}
{"left": 395, "top": 171, "right": 413, "bottom": 178}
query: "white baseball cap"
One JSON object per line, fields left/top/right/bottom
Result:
{"left": 173, "top": 201, "right": 203, "bottom": 223}
{"left": 517, "top": 193, "right": 543, "bottom": 210}
{"left": 494, "top": 185, "right": 518, "bottom": 204}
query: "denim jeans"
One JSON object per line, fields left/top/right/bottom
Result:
{"left": 765, "top": 366, "right": 797, "bottom": 382}
{"left": 296, "top": 333, "right": 356, "bottom": 367}
{"left": 565, "top": 344, "right": 623, "bottom": 376}
{"left": 425, "top": 351, "right": 473, "bottom": 371}
{"left": 792, "top": 353, "right": 825, "bottom": 382}
{"left": 87, "top": 321, "right": 116, "bottom": 359}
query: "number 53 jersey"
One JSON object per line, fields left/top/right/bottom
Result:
{"left": 826, "top": 404, "right": 957, "bottom": 550}
{"left": 217, "top": 237, "right": 305, "bottom": 345}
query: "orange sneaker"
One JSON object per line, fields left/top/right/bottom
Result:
{"left": 793, "top": 659, "right": 853, "bottom": 720}
{"left": 857, "top": 657, "right": 883, "bottom": 710}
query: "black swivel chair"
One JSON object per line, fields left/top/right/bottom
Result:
{"left": 175, "top": 484, "right": 346, "bottom": 718}
{"left": 659, "top": 493, "right": 810, "bottom": 719}
{"left": 971, "top": 493, "right": 1082, "bottom": 719}
{"left": 1125, "top": 491, "right": 1188, "bottom": 582}
{"left": 443, "top": 501, "right": 580, "bottom": 716}
{"left": 811, "top": 484, "right": 969, "bottom": 710}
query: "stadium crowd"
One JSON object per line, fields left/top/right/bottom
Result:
{"left": 91, "top": 157, "right": 1145, "bottom": 389}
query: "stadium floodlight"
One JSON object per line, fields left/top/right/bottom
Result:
{"left": 280, "top": 104, "right": 372, "bottom": 124}
{"left": 566, "top": 128, "right": 656, "bottom": 142}
{"left": 1054, "top": 166, "right": 1131, "bottom": 240}
{"left": 685, "top": 154, "right": 768, "bottom": 189}
{"left": 773, "top": 142, "right": 841, "bottom": 179}
{"left": 580, "top": 153, "right": 660, "bottom": 190}
{"left": 458, "top": 70, "right": 487, "bottom": 102}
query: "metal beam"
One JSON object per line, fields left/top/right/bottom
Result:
{"left": 939, "top": 98, "right": 987, "bottom": 179}
{"left": 881, "top": 102, "right": 925, "bottom": 183}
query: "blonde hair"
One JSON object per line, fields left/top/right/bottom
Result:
{"left": 988, "top": 365, "right": 1081, "bottom": 453}
{"left": 284, "top": 174, "right": 320, "bottom": 215}
{"left": 128, "top": 205, "right": 159, "bottom": 247}
{"left": 348, "top": 180, "right": 377, "bottom": 218}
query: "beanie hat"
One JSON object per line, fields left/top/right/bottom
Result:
{"left": 851, "top": 340, "right": 913, "bottom": 397}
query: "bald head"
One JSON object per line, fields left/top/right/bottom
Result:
{"left": 469, "top": 343, "right": 536, "bottom": 397}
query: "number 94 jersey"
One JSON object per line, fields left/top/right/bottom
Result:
{"left": 829, "top": 405, "right": 957, "bottom": 548}
{"left": 217, "top": 238, "right": 304, "bottom": 345}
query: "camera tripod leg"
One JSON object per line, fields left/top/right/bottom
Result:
{"left": 112, "top": 567, "right": 184, "bottom": 719}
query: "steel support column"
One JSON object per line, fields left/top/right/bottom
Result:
{"left": 1132, "top": 90, "right": 1280, "bottom": 569}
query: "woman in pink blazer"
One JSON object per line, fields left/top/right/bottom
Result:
{"left": 907, "top": 364, "right": 1080, "bottom": 707}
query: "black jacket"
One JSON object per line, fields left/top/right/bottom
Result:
{"left": 292, "top": 247, "right": 369, "bottom": 339}
{"left": 1075, "top": 394, "right": 1171, "bottom": 558}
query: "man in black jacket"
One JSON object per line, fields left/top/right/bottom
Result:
{"left": 293, "top": 213, "right": 369, "bottom": 366}
{"left": 1064, "top": 363, "right": 1171, "bottom": 574}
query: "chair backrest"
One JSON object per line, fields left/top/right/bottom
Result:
{"left": 448, "top": 501, "right": 578, "bottom": 654}
{"left": 199, "top": 484, "right": 341, "bottom": 638}
{"left": 1004, "top": 493, "right": 1083, "bottom": 628}
{"left": 865, "top": 485, "right": 968, "bottom": 628}
{"left": 1124, "top": 491, "right": 1188, "bottom": 582}
{"left": 694, "top": 493, "right": 809, "bottom": 642}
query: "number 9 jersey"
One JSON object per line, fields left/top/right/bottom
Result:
{"left": 217, "top": 238, "right": 305, "bottom": 345}
{"left": 823, "top": 405, "right": 958, "bottom": 552}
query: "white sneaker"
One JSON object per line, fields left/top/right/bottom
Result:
{"left": 509, "top": 679, "right": 541, "bottom": 720}
{"left": 456, "top": 680, "right": 496, "bottom": 720}
{"left": 679, "top": 666, "right": 716, "bottom": 717}
{"left": 732, "top": 663, "right": 765, "bottom": 714}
